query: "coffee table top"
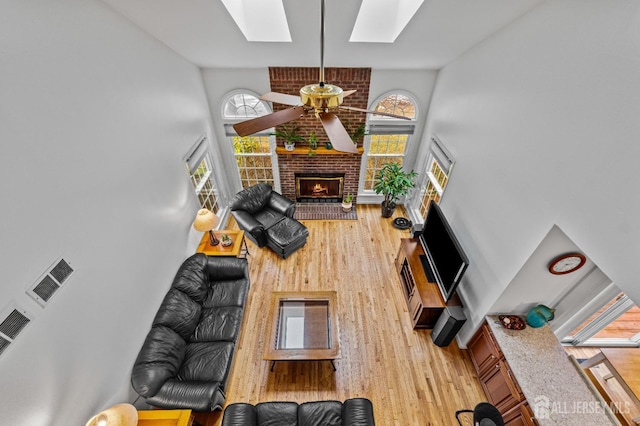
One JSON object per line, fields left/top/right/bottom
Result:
{"left": 263, "top": 291, "right": 340, "bottom": 362}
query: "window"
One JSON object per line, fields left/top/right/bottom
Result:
{"left": 361, "top": 93, "right": 416, "bottom": 191}
{"left": 223, "top": 92, "right": 278, "bottom": 189}
{"left": 233, "top": 136, "right": 274, "bottom": 188}
{"left": 415, "top": 136, "right": 454, "bottom": 220}
{"left": 185, "top": 136, "right": 220, "bottom": 214}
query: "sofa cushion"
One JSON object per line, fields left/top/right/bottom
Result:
{"left": 204, "top": 279, "right": 249, "bottom": 308}
{"left": 153, "top": 288, "right": 202, "bottom": 339}
{"left": 131, "top": 326, "right": 186, "bottom": 397}
{"left": 178, "top": 342, "right": 234, "bottom": 383}
{"left": 221, "top": 403, "right": 258, "bottom": 426}
{"left": 254, "top": 208, "right": 285, "bottom": 230}
{"left": 256, "top": 402, "right": 299, "bottom": 426}
{"left": 298, "top": 401, "right": 343, "bottom": 426}
{"left": 192, "top": 307, "right": 244, "bottom": 342}
{"left": 172, "top": 254, "right": 210, "bottom": 303}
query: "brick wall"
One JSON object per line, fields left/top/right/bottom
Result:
{"left": 269, "top": 67, "right": 371, "bottom": 202}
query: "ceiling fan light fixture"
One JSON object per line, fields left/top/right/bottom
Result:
{"left": 300, "top": 83, "right": 344, "bottom": 109}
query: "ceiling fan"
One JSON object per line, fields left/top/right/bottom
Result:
{"left": 232, "top": 0, "right": 411, "bottom": 154}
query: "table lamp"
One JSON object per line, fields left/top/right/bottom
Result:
{"left": 193, "top": 208, "right": 220, "bottom": 246}
{"left": 85, "top": 403, "right": 137, "bottom": 426}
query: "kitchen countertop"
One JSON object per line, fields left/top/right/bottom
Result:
{"left": 486, "top": 316, "right": 618, "bottom": 426}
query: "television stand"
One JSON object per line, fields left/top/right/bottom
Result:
{"left": 418, "top": 254, "right": 437, "bottom": 283}
{"left": 394, "top": 238, "right": 462, "bottom": 329}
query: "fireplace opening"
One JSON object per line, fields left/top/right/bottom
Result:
{"left": 295, "top": 173, "right": 344, "bottom": 203}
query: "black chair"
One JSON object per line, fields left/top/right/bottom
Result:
{"left": 230, "top": 183, "right": 309, "bottom": 258}
{"left": 455, "top": 402, "right": 504, "bottom": 426}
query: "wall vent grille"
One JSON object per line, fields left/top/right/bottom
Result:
{"left": 49, "top": 259, "right": 73, "bottom": 284}
{"left": 0, "top": 309, "right": 30, "bottom": 339}
{"left": 26, "top": 257, "right": 75, "bottom": 307}
{"left": 0, "top": 335, "right": 11, "bottom": 357}
{"left": 32, "top": 275, "right": 59, "bottom": 302}
{"left": 0, "top": 304, "right": 33, "bottom": 359}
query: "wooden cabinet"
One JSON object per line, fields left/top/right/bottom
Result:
{"left": 468, "top": 322, "right": 536, "bottom": 424}
{"left": 503, "top": 402, "right": 537, "bottom": 426}
{"left": 482, "top": 359, "right": 523, "bottom": 413}
{"left": 395, "top": 238, "right": 461, "bottom": 328}
{"left": 467, "top": 323, "right": 501, "bottom": 375}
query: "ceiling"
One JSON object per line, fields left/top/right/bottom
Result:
{"left": 99, "top": 0, "right": 544, "bottom": 70}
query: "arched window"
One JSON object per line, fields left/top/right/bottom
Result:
{"left": 222, "top": 92, "right": 278, "bottom": 190}
{"left": 361, "top": 93, "right": 417, "bottom": 192}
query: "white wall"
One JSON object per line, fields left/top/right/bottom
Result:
{"left": 423, "top": 0, "right": 640, "bottom": 343}
{"left": 0, "top": 1, "right": 215, "bottom": 424}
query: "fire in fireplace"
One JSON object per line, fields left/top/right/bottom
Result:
{"left": 295, "top": 173, "right": 344, "bottom": 203}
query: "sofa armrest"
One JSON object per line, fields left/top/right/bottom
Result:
{"left": 145, "top": 379, "right": 226, "bottom": 412}
{"left": 231, "top": 210, "right": 267, "bottom": 247}
{"left": 268, "top": 192, "right": 296, "bottom": 218}
{"left": 342, "top": 398, "right": 375, "bottom": 426}
{"left": 205, "top": 256, "right": 249, "bottom": 281}
{"left": 221, "top": 403, "right": 257, "bottom": 426}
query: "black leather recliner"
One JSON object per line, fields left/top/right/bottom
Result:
{"left": 222, "top": 398, "right": 375, "bottom": 426}
{"left": 230, "top": 183, "right": 309, "bottom": 258}
{"left": 131, "top": 254, "right": 250, "bottom": 411}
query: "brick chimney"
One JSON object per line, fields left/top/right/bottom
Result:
{"left": 269, "top": 67, "right": 371, "bottom": 202}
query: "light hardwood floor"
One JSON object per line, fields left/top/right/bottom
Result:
{"left": 195, "top": 205, "right": 486, "bottom": 425}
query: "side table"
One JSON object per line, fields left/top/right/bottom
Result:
{"left": 137, "top": 409, "right": 193, "bottom": 426}
{"left": 196, "top": 229, "right": 248, "bottom": 258}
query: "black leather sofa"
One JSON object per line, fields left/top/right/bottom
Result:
{"left": 221, "top": 398, "right": 375, "bottom": 426}
{"left": 131, "top": 253, "right": 250, "bottom": 411}
{"left": 230, "top": 183, "right": 309, "bottom": 258}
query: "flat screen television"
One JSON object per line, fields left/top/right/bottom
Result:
{"left": 418, "top": 201, "right": 469, "bottom": 302}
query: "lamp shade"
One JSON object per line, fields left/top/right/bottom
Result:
{"left": 193, "top": 208, "right": 219, "bottom": 232}
{"left": 85, "top": 403, "right": 137, "bottom": 426}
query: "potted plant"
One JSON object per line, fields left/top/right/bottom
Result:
{"left": 220, "top": 234, "right": 233, "bottom": 247}
{"left": 373, "top": 162, "right": 417, "bottom": 218}
{"left": 308, "top": 131, "right": 318, "bottom": 150}
{"left": 342, "top": 193, "right": 353, "bottom": 212}
{"left": 274, "top": 124, "right": 302, "bottom": 151}
{"left": 349, "top": 123, "right": 367, "bottom": 147}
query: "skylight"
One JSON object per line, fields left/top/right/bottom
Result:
{"left": 221, "top": 0, "right": 291, "bottom": 42}
{"left": 350, "top": 0, "right": 424, "bottom": 43}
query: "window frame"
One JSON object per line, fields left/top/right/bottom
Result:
{"left": 359, "top": 92, "right": 418, "bottom": 200}
{"left": 406, "top": 135, "right": 455, "bottom": 224}
{"left": 185, "top": 135, "right": 221, "bottom": 216}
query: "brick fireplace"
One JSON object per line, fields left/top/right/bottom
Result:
{"left": 269, "top": 67, "right": 370, "bottom": 203}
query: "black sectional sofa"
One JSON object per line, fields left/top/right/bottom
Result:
{"left": 221, "top": 398, "right": 375, "bottom": 426}
{"left": 131, "top": 253, "right": 250, "bottom": 411}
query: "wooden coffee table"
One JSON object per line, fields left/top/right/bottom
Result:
{"left": 263, "top": 291, "right": 340, "bottom": 371}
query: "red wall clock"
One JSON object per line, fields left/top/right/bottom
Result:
{"left": 548, "top": 253, "right": 587, "bottom": 275}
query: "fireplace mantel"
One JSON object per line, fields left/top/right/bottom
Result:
{"left": 276, "top": 146, "right": 363, "bottom": 155}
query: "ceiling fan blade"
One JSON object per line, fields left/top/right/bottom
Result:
{"left": 318, "top": 112, "right": 359, "bottom": 154}
{"left": 260, "top": 92, "right": 302, "bottom": 106}
{"left": 233, "top": 106, "right": 306, "bottom": 137}
{"left": 343, "top": 89, "right": 357, "bottom": 97}
{"left": 339, "top": 106, "right": 412, "bottom": 120}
